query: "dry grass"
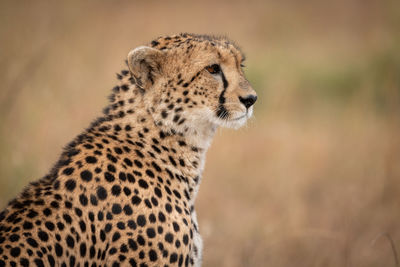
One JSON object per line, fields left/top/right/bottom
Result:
{"left": 1, "top": 0, "right": 400, "bottom": 266}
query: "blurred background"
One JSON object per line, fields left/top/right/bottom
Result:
{"left": 1, "top": 0, "right": 400, "bottom": 266}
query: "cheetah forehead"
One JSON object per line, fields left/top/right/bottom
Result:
{"left": 148, "top": 33, "right": 245, "bottom": 62}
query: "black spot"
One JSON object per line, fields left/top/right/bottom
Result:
{"left": 38, "top": 231, "right": 49, "bottom": 242}
{"left": 112, "top": 204, "right": 122, "bottom": 214}
{"left": 145, "top": 169, "right": 155, "bottom": 178}
{"left": 105, "top": 223, "right": 112, "bottom": 233}
{"left": 34, "top": 259, "right": 45, "bottom": 267}
{"left": 173, "top": 115, "right": 180, "bottom": 123}
{"left": 50, "top": 201, "right": 59, "bottom": 209}
{"left": 79, "top": 194, "right": 88, "bottom": 206}
{"left": 55, "top": 243, "right": 63, "bottom": 257}
{"left": 151, "top": 162, "right": 162, "bottom": 172}
{"left": 173, "top": 222, "right": 180, "bottom": 232}
{"left": 135, "top": 150, "right": 144, "bottom": 158}
{"left": 27, "top": 238, "right": 38, "bottom": 248}
{"left": 27, "top": 210, "right": 38, "bottom": 218}
{"left": 79, "top": 220, "right": 86, "bottom": 232}
{"left": 80, "top": 170, "right": 93, "bottom": 182}
{"left": 23, "top": 221, "right": 34, "bottom": 230}
{"left": 137, "top": 235, "right": 145, "bottom": 246}
{"left": 97, "top": 186, "right": 107, "bottom": 200}
{"left": 170, "top": 253, "right": 178, "bottom": 263}
{"left": 98, "top": 211, "right": 104, "bottom": 221}
{"left": 157, "top": 226, "right": 163, "bottom": 234}
{"left": 45, "top": 221, "right": 55, "bottom": 231}
{"left": 65, "top": 179, "right": 76, "bottom": 191}
{"left": 112, "top": 232, "right": 121, "bottom": 242}
{"left": 138, "top": 179, "right": 148, "bottom": 189}
{"left": 168, "top": 156, "right": 177, "bottom": 166}
{"left": 10, "top": 247, "right": 20, "bottom": 257}
{"left": 89, "top": 212, "right": 95, "bottom": 222}
{"left": 107, "top": 153, "right": 118, "bottom": 163}
{"left": 124, "top": 158, "right": 133, "bottom": 167}
{"left": 100, "top": 230, "right": 106, "bottom": 241}
{"left": 131, "top": 196, "right": 141, "bottom": 206}
{"left": 69, "top": 256, "right": 76, "bottom": 267}
{"left": 158, "top": 212, "right": 166, "bottom": 222}
{"left": 107, "top": 164, "right": 116, "bottom": 173}
{"left": 173, "top": 190, "right": 181, "bottom": 199}
{"left": 127, "top": 220, "right": 137, "bottom": 230}
{"left": 144, "top": 199, "right": 152, "bottom": 208}
{"left": 57, "top": 222, "right": 65, "bottom": 230}
{"left": 127, "top": 173, "right": 135, "bottom": 183}
{"left": 20, "top": 258, "right": 29, "bottom": 267}
{"left": 104, "top": 172, "right": 115, "bottom": 182}
{"left": 179, "top": 159, "right": 185, "bottom": 167}
{"left": 123, "top": 205, "right": 133, "bottom": 215}
{"left": 183, "top": 234, "right": 189, "bottom": 245}
{"left": 79, "top": 243, "right": 87, "bottom": 257}
{"left": 90, "top": 194, "right": 98, "bottom": 206}
{"left": 149, "top": 249, "right": 157, "bottom": 261}
{"left": 111, "top": 185, "right": 121, "bottom": 196}
{"left": 137, "top": 215, "right": 146, "bottom": 227}
{"left": 75, "top": 208, "right": 82, "bottom": 217}
{"left": 128, "top": 258, "right": 137, "bottom": 267}
{"left": 85, "top": 156, "right": 97, "bottom": 164}
{"left": 62, "top": 167, "right": 74, "bottom": 175}
{"left": 114, "top": 124, "right": 122, "bottom": 131}
{"left": 154, "top": 187, "right": 162, "bottom": 198}
{"left": 119, "top": 172, "right": 127, "bottom": 181}
{"left": 165, "top": 233, "right": 173, "bottom": 243}
{"left": 165, "top": 203, "right": 172, "bottom": 213}
{"left": 9, "top": 234, "right": 19, "bottom": 242}
{"left": 117, "top": 222, "right": 125, "bottom": 230}
{"left": 134, "top": 160, "right": 143, "bottom": 168}
{"left": 146, "top": 228, "right": 156, "bottom": 238}
{"left": 65, "top": 200, "right": 72, "bottom": 209}
{"left": 66, "top": 235, "right": 75, "bottom": 248}
{"left": 90, "top": 245, "right": 95, "bottom": 258}
{"left": 149, "top": 213, "right": 156, "bottom": 223}
{"left": 120, "top": 243, "right": 128, "bottom": 253}
{"left": 151, "top": 197, "right": 158, "bottom": 206}
{"left": 123, "top": 187, "right": 131, "bottom": 196}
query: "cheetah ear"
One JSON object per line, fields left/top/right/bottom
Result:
{"left": 127, "top": 46, "right": 164, "bottom": 91}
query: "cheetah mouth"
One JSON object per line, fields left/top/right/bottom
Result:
{"left": 230, "top": 114, "right": 247, "bottom": 121}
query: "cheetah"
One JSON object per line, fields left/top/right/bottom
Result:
{"left": 0, "top": 33, "right": 257, "bottom": 267}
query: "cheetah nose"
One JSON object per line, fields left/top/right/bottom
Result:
{"left": 239, "top": 95, "right": 257, "bottom": 109}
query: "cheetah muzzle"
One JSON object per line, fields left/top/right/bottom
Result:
{"left": 0, "top": 33, "right": 257, "bottom": 267}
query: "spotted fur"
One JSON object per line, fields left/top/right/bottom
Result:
{"left": 0, "top": 33, "right": 256, "bottom": 267}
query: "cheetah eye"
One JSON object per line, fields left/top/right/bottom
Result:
{"left": 206, "top": 64, "right": 221, "bottom": 75}
{"left": 240, "top": 63, "right": 245, "bottom": 68}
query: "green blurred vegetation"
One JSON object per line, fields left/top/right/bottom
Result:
{"left": 1, "top": 0, "right": 400, "bottom": 266}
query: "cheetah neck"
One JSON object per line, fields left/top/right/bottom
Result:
{"left": 96, "top": 73, "right": 216, "bottom": 201}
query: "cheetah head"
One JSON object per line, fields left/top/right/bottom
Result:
{"left": 127, "top": 33, "right": 257, "bottom": 138}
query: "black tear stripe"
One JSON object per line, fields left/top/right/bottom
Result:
{"left": 221, "top": 71, "right": 229, "bottom": 90}
{"left": 216, "top": 71, "right": 229, "bottom": 118}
